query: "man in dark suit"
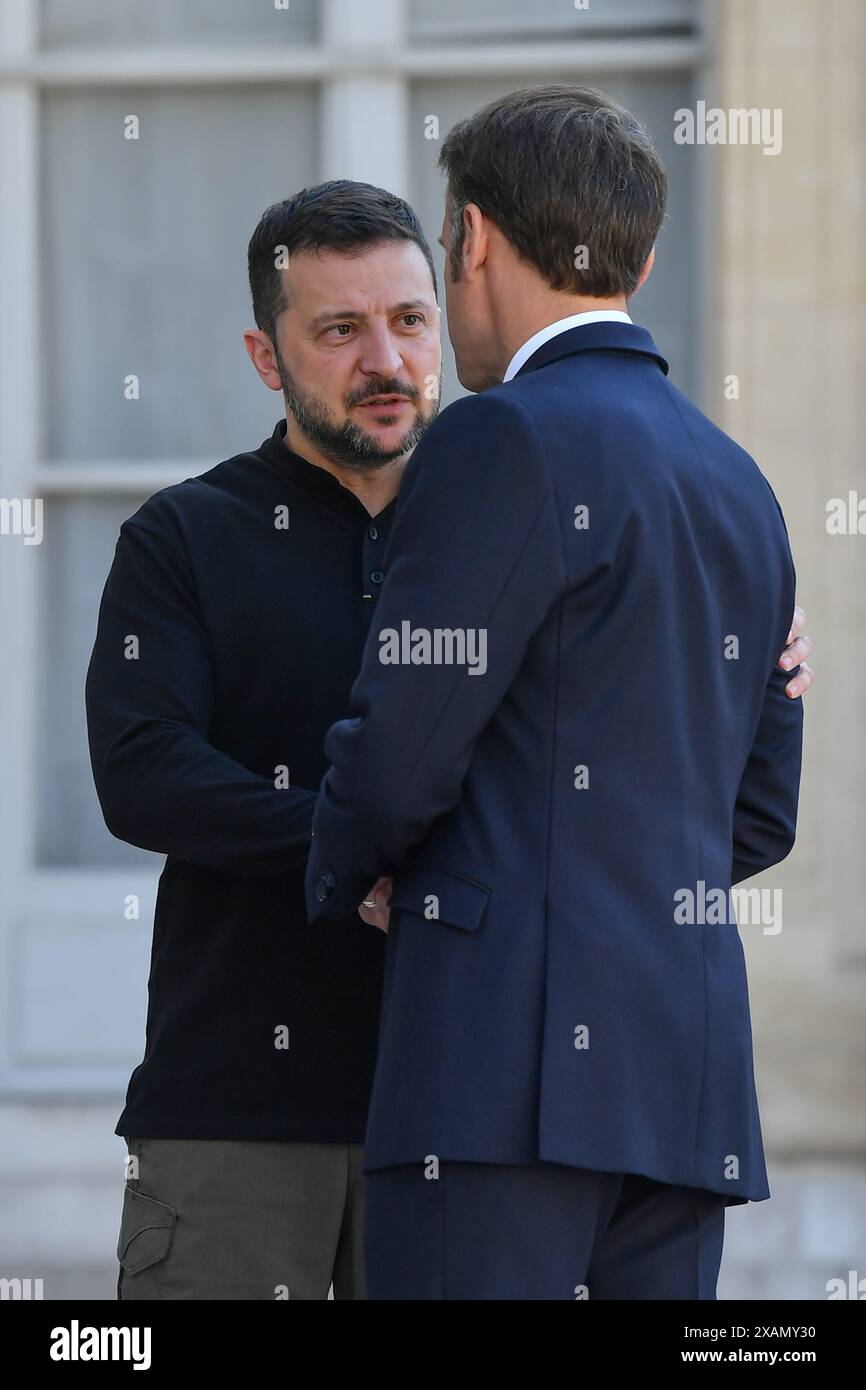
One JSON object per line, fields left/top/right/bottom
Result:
{"left": 305, "top": 86, "right": 804, "bottom": 1299}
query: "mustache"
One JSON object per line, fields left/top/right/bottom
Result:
{"left": 345, "top": 379, "right": 422, "bottom": 408}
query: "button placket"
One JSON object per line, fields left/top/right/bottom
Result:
{"left": 361, "top": 519, "right": 388, "bottom": 608}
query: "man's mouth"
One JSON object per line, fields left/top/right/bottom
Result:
{"left": 355, "top": 395, "right": 412, "bottom": 411}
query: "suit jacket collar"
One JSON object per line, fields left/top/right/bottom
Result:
{"left": 513, "top": 321, "right": 669, "bottom": 379}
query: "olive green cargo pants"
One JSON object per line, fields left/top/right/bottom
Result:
{"left": 117, "top": 1137, "right": 366, "bottom": 1300}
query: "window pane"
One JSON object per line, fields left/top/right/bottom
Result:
{"left": 41, "top": 0, "right": 319, "bottom": 48}
{"left": 408, "top": 0, "right": 696, "bottom": 41}
{"left": 409, "top": 72, "right": 700, "bottom": 405}
{"left": 41, "top": 86, "right": 318, "bottom": 461}
{"left": 36, "top": 495, "right": 157, "bottom": 867}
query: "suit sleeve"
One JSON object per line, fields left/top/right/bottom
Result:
{"left": 85, "top": 505, "right": 317, "bottom": 876}
{"left": 304, "top": 392, "right": 568, "bottom": 922}
{"left": 731, "top": 477, "right": 804, "bottom": 884}
{"left": 731, "top": 662, "right": 803, "bottom": 884}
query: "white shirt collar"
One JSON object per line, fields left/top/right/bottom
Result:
{"left": 502, "top": 310, "right": 633, "bottom": 383}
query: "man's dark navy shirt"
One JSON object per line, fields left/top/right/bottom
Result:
{"left": 85, "top": 420, "right": 391, "bottom": 1140}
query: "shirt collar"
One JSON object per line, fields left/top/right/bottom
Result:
{"left": 259, "top": 420, "right": 397, "bottom": 522}
{"left": 502, "top": 310, "right": 633, "bottom": 383}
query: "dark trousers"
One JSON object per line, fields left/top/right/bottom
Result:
{"left": 364, "top": 1161, "right": 726, "bottom": 1300}
{"left": 117, "top": 1137, "right": 366, "bottom": 1300}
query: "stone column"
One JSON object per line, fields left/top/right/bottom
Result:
{"left": 714, "top": 0, "right": 866, "bottom": 1160}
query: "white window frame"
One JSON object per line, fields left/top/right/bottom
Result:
{"left": 0, "top": 0, "right": 711, "bottom": 1096}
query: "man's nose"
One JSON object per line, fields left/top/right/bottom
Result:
{"left": 358, "top": 329, "right": 404, "bottom": 379}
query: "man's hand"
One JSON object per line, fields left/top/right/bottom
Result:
{"left": 358, "top": 876, "right": 392, "bottom": 933}
{"left": 778, "top": 605, "right": 813, "bottom": 698}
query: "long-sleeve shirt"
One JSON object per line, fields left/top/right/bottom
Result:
{"left": 85, "top": 420, "right": 390, "bottom": 1140}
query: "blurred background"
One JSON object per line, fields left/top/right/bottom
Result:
{"left": 0, "top": 0, "right": 863, "bottom": 1300}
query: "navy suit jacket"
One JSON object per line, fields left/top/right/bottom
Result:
{"left": 304, "top": 321, "right": 803, "bottom": 1204}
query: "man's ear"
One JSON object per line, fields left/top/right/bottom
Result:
{"left": 461, "top": 202, "right": 488, "bottom": 279}
{"left": 634, "top": 246, "right": 655, "bottom": 294}
{"left": 243, "top": 329, "right": 283, "bottom": 393}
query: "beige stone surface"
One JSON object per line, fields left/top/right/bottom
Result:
{"left": 714, "top": 0, "right": 866, "bottom": 1155}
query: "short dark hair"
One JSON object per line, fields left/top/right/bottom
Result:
{"left": 438, "top": 85, "right": 667, "bottom": 297}
{"left": 248, "top": 180, "right": 438, "bottom": 347}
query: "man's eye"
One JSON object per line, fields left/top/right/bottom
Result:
{"left": 401, "top": 314, "right": 423, "bottom": 327}
{"left": 327, "top": 324, "right": 354, "bottom": 338}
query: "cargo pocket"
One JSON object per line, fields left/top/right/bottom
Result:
{"left": 117, "top": 1185, "right": 176, "bottom": 1299}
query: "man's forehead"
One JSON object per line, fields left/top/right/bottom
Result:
{"left": 281, "top": 240, "right": 433, "bottom": 311}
